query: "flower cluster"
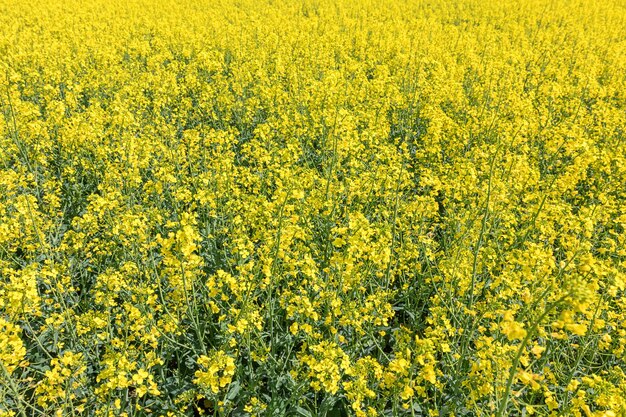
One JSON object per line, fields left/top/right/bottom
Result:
{"left": 194, "top": 351, "right": 236, "bottom": 395}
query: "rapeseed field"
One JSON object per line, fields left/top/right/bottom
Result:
{"left": 1, "top": 0, "right": 625, "bottom": 416}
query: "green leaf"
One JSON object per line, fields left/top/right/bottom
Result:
{"left": 294, "top": 406, "right": 312, "bottom": 417}
{"left": 226, "top": 381, "right": 241, "bottom": 401}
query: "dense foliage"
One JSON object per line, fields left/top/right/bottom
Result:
{"left": 1, "top": 0, "right": 625, "bottom": 416}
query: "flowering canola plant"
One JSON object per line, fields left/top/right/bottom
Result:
{"left": 1, "top": 0, "right": 626, "bottom": 416}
